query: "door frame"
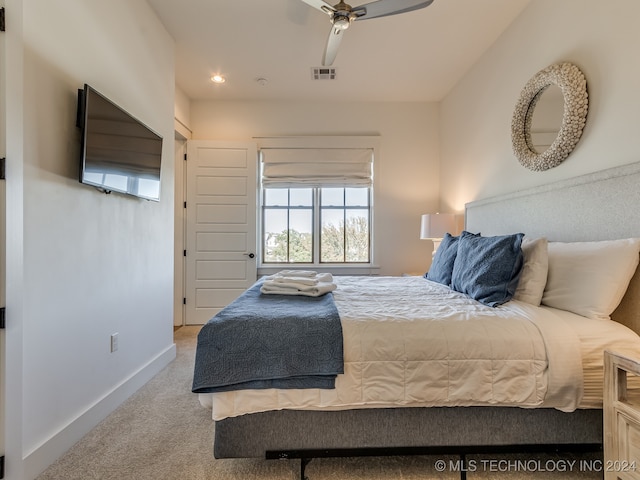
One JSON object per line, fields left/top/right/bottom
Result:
{"left": 173, "top": 118, "right": 191, "bottom": 327}
{"left": 0, "top": 2, "right": 7, "bottom": 471}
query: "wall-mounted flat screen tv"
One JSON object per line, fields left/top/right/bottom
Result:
{"left": 77, "top": 84, "right": 163, "bottom": 201}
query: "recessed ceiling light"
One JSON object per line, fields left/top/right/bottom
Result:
{"left": 210, "top": 74, "right": 226, "bottom": 84}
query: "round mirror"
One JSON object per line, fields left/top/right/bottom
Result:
{"left": 529, "top": 84, "right": 563, "bottom": 154}
{"left": 511, "top": 63, "right": 588, "bottom": 172}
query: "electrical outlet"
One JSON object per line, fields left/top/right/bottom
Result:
{"left": 110, "top": 333, "right": 119, "bottom": 353}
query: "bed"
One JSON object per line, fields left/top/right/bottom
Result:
{"left": 193, "top": 161, "right": 640, "bottom": 479}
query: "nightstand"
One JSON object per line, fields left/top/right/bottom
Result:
{"left": 604, "top": 350, "right": 640, "bottom": 480}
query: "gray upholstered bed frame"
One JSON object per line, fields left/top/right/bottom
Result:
{"left": 212, "top": 161, "right": 640, "bottom": 476}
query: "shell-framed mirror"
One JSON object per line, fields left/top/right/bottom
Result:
{"left": 511, "top": 62, "right": 588, "bottom": 172}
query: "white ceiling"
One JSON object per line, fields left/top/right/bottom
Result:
{"left": 147, "top": 0, "right": 531, "bottom": 102}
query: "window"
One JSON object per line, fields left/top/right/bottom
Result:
{"left": 262, "top": 187, "right": 371, "bottom": 264}
{"left": 263, "top": 188, "right": 313, "bottom": 263}
{"left": 259, "top": 140, "right": 376, "bottom": 267}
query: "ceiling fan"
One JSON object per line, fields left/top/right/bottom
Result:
{"left": 300, "top": 0, "right": 435, "bottom": 66}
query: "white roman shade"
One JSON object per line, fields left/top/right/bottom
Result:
{"left": 260, "top": 148, "right": 373, "bottom": 188}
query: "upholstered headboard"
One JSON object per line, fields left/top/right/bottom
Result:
{"left": 465, "top": 161, "right": 640, "bottom": 335}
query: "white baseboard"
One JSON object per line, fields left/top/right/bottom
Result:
{"left": 23, "top": 343, "right": 177, "bottom": 479}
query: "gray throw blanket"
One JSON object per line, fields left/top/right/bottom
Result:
{"left": 192, "top": 280, "right": 344, "bottom": 393}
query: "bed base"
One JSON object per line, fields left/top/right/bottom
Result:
{"left": 215, "top": 407, "right": 603, "bottom": 479}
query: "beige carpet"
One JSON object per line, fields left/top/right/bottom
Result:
{"left": 36, "top": 326, "right": 603, "bottom": 480}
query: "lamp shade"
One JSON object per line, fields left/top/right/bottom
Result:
{"left": 420, "top": 213, "right": 455, "bottom": 239}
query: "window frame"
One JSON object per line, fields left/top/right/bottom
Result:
{"left": 261, "top": 187, "right": 372, "bottom": 265}
{"left": 318, "top": 187, "right": 371, "bottom": 264}
{"left": 262, "top": 188, "right": 315, "bottom": 264}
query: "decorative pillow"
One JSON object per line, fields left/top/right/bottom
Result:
{"left": 512, "top": 237, "right": 548, "bottom": 306}
{"left": 425, "top": 233, "right": 459, "bottom": 285}
{"left": 451, "top": 232, "right": 525, "bottom": 307}
{"left": 541, "top": 238, "right": 640, "bottom": 320}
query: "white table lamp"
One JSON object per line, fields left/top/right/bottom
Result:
{"left": 420, "top": 213, "right": 456, "bottom": 254}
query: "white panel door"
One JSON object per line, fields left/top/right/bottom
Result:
{"left": 185, "top": 140, "right": 257, "bottom": 325}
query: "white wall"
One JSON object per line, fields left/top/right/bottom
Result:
{"left": 175, "top": 86, "right": 192, "bottom": 137}
{"left": 5, "top": 1, "right": 176, "bottom": 478}
{"left": 440, "top": 0, "right": 640, "bottom": 212}
{"left": 190, "top": 100, "right": 440, "bottom": 275}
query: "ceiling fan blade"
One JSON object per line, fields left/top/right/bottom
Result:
{"left": 352, "top": 0, "right": 434, "bottom": 21}
{"left": 300, "top": 0, "right": 336, "bottom": 15}
{"left": 322, "top": 26, "right": 345, "bottom": 66}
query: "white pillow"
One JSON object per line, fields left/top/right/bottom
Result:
{"left": 513, "top": 237, "right": 548, "bottom": 306}
{"left": 541, "top": 238, "right": 640, "bottom": 320}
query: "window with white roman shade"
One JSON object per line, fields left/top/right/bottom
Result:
{"left": 257, "top": 137, "right": 379, "bottom": 272}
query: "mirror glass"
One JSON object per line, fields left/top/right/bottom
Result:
{"left": 528, "top": 85, "right": 564, "bottom": 154}
{"left": 511, "top": 62, "right": 588, "bottom": 172}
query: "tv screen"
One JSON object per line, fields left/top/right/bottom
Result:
{"left": 77, "top": 84, "right": 163, "bottom": 201}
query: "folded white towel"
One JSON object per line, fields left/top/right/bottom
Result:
{"left": 260, "top": 281, "right": 337, "bottom": 297}
{"left": 271, "top": 277, "right": 319, "bottom": 286}
{"left": 266, "top": 273, "right": 334, "bottom": 286}
{"left": 266, "top": 280, "right": 318, "bottom": 290}
{"left": 315, "top": 273, "right": 334, "bottom": 283}
{"left": 274, "top": 270, "right": 318, "bottom": 278}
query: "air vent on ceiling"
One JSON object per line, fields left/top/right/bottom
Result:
{"left": 311, "top": 67, "right": 337, "bottom": 80}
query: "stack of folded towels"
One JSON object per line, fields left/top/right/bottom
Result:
{"left": 260, "top": 270, "right": 337, "bottom": 297}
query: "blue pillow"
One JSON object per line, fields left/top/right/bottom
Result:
{"left": 426, "top": 233, "right": 459, "bottom": 285}
{"left": 451, "top": 232, "right": 525, "bottom": 307}
{"left": 426, "top": 231, "right": 480, "bottom": 285}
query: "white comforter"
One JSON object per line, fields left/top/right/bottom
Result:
{"left": 199, "top": 275, "right": 640, "bottom": 420}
